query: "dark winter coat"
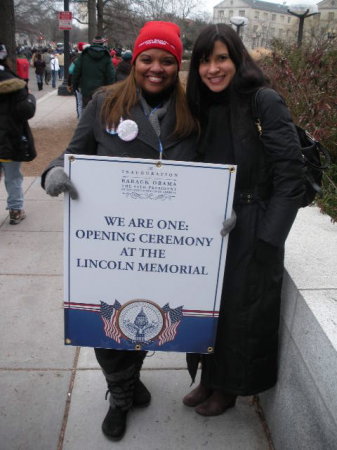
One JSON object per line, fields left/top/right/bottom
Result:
{"left": 0, "top": 66, "right": 36, "bottom": 161}
{"left": 41, "top": 91, "right": 196, "bottom": 182}
{"left": 34, "top": 59, "right": 46, "bottom": 76}
{"left": 72, "top": 45, "right": 115, "bottom": 99}
{"left": 115, "top": 60, "right": 132, "bottom": 82}
{"left": 187, "top": 87, "right": 304, "bottom": 396}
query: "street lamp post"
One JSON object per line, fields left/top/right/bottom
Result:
{"left": 58, "top": 0, "right": 71, "bottom": 96}
{"left": 230, "top": 16, "right": 249, "bottom": 35}
{"left": 287, "top": 0, "right": 320, "bottom": 46}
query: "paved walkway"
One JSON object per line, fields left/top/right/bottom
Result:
{"left": 0, "top": 90, "right": 271, "bottom": 449}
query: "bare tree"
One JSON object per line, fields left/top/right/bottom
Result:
{"left": 88, "top": 0, "right": 97, "bottom": 41}
{"left": 14, "top": 0, "right": 63, "bottom": 46}
{"left": 0, "top": 0, "right": 16, "bottom": 62}
{"left": 35, "top": 0, "right": 205, "bottom": 50}
{"left": 169, "top": 0, "right": 198, "bottom": 20}
{"left": 102, "top": 0, "right": 143, "bottom": 46}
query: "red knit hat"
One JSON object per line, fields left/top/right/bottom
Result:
{"left": 132, "top": 21, "right": 183, "bottom": 68}
{"left": 77, "top": 42, "right": 88, "bottom": 52}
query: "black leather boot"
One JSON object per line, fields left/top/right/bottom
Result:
{"left": 102, "top": 406, "right": 127, "bottom": 441}
{"left": 103, "top": 365, "right": 137, "bottom": 440}
{"left": 133, "top": 379, "right": 151, "bottom": 407}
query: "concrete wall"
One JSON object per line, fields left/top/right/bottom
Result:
{"left": 259, "top": 206, "right": 337, "bottom": 450}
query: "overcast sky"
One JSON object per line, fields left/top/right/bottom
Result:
{"left": 204, "top": 0, "right": 319, "bottom": 13}
{"left": 203, "top": 0, "right": 283, "bottom": 14}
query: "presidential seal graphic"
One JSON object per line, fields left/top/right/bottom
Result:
{"left": 100, "top": 299, "right": 183, "bottom": 346}
{"left": 118, "top": 300, "right": 164, "bottom": 342}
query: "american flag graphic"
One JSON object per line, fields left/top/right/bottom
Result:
{"left": 100, "top": 300, "right": 122, "bottom": 343}
{"left": 158, "top": 303, "right": 183, "bottom": 346}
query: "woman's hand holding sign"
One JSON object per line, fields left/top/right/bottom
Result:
{"left": 45, "top": 166, "right": 78, "bottom": 199}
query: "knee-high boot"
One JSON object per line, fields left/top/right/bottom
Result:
{"left": 101, "top": 364, "right": 138, "bottom": 440}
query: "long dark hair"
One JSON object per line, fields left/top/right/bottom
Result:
{"left": 186, "top": 24, "right": 270, "bottom": 118}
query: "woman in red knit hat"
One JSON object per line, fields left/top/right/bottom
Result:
{"left": 41, "top": 21, "right": 198, "bottom": 441}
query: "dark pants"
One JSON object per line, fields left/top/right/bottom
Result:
{"left": 82, "top": 95, "right": 92, "bottom": 108}
{"left": 44, "top": 70, "right": 51, "bottom": 84}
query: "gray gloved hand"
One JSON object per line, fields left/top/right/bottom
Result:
{"left": 220, "top": 210, "right": 237, "bottom": 237}
{"left": 45, "top": 166, "right": 78, "bottom": 199}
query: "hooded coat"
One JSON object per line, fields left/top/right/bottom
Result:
{"left": 0, "top": 66, "right": 36, "bottom": 161}
{"left": 115, "top": 60, "right": 132, "bottom": 82}
{"left": 72, "top": 44, "right": 115, "bottom": 99}
{"left": 187, "top": 87, "right": 304, "bottom": 396}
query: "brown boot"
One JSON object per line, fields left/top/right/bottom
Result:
{"left": 183, "top": 383, "right": 212, "bottom": 407}
{"left": 195, "top": 390, "right": 237, "bottom": 416}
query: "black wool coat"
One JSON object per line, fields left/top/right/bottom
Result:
{"left": 0, "top": 68, "right": 36, "bottom": 161}
{"left": 187, "top": 88, "right": 304, "bottom": 395}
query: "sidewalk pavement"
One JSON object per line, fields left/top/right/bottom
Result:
{"left": 0, "top": 91, "right": 271, "bottom": 449}
{"left": 28, "top": 65, "right": 64, "bottom": 101}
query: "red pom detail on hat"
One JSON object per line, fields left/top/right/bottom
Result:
{"left": 77, "top": 42, "right": 88, "bottom": 52}
{"left": 92, "top": 36, "right": 107, "bottom": 44}
{"left": 132, "top": 21, "right": 183, "bottom": 68}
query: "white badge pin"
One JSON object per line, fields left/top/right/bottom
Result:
{"left": 117, "top": 119, "right": 138, "bottom": 142}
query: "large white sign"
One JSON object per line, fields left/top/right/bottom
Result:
{"left": 64, "top": 155, "right": 236, "bottom": 353}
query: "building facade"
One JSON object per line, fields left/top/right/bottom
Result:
{"left": 318, "top": 0, "right": 337, "bottom": 38}
{"left": 213, "top": 0, "right": 337, "bottom": 48}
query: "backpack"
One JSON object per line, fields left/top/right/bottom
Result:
{"left": 252, "top": 88, "right": 331, "bottom": 208}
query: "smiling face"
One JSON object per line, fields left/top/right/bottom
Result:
{"left": 198, "top": 40, "right": 236, "bottom": 93}
{"left": 134, "top": 48, "right": 178, "bottom": 95}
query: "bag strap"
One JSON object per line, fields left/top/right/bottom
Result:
{"left": 252, "top": 88, "right": 331, "bottom": 171}
{"left": 251, "top": 87, "right": 267, "bottom": 137}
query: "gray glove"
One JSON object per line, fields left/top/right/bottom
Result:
{"left": 45, "top": 166, "right": 78, "bottom": 199}
{"left": 220, "top": 210, "right": 237, "bottom": 237}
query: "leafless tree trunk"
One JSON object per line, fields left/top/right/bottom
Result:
{"left": 96, "top": 0, "right": 104, "bottom": 36}
{"left": 0, "top": 0, "right": 16, "bottom": 66}
{"left": 88, "top": 0, "right": 97, "bottom": 42}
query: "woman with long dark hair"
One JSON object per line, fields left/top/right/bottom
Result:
{"left": 33, "top": 53, "right": 45, "bottom": 90}
{"left": 183, "top": 24, "right": 304, "bottom": 416}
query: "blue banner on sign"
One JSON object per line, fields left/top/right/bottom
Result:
{"left": 64, "top": 305, "right": 218, "bottom": 353}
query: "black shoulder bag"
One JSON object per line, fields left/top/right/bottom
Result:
{"left": 252, "top": 88, "right": 331, "bottom": 207}
{"left": 12, "top": 121, "right": 37, "bottom": 162}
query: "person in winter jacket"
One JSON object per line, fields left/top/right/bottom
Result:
{"left": 182, "top": 23, "right": 305, "bottom": 417}
{"left": 110, "top": 49, "right": 122, "bottom": 67}
{"left": 16, "top": 51, "right": 30, "bottom": 84}
{"left": 67, "top": 43, "right": 89, "bottom": 118}
{"left": 33, "top": 53, "right": 45, "bottom": 90}
{"left": 41, "top": 49, "right": 51, "bottom": 85}
{"left": 72, "top": 36, "right": 115, "bottom": 108}
{"left": 115, "top": 50, "right": 132, "bottom": 82}
{"left": 0, "top": 43, "right": 36, "bottom": 224}
{"left": 57, "top": 51, "right": 64, "bottom": 80}
{"left": 41, "top": 21, "right": 199, "bottom": 441}
{"left": 50, "top": 54, "right": 60, "bottom": 88}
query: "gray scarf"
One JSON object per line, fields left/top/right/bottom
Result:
{"left": 139, "top": 95, "right": 170, "bottom": 137}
